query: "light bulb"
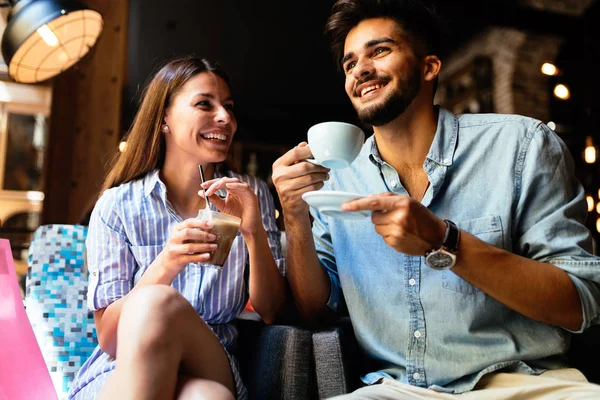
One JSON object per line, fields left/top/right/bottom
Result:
{"left": 585, "top": 136, "right": 596, "bottom": 164}
{"left": 585, "top": 147, "right": 596, "bottom": 164}
{"left": 554, "top": 84, "right": 570, "bottom": 100}
{"left": 587, "top": 196, "right": 595, "bottom": 212}
{"left": 541, "top": 63, "right": 559, "bottom": 76}
{"left": 37, "top": 25, "right": 59, "bottom": 47}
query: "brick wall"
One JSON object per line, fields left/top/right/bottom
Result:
{"left": 513, "top": 34, "right": 564, "bottom": 122}
{"left": 437, "top": 27, "right": 563, "bottom": 122}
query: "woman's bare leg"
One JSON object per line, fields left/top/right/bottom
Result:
{"left": 97, "top": 285, "right": 235, "bottom": 400}
{"left": 176, "top": 375, "right": 235, "bottom": 400}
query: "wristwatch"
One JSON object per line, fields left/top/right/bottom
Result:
{"left": 424, "top": 219, "right": 460, "bottom": 270}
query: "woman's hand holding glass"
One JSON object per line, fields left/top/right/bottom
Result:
{"left": 153, "top": 218, "right": 218, "bottom": 275}
{"left": 201, "top": 177, "right": 261, "bottom": 237}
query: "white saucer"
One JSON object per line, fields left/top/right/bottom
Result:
{"left": 302, "top": 190, "right": 370, "bottom": 220}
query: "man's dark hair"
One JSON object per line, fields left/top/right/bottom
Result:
{"left": 325, "top": 0, "right": 444, "bottom": 69}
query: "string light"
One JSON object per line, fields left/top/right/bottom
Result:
{"left": 541, "top": 63, "right": 559, "bottom": 76}
{"left": 554, "top": 84, "right": 570, "bottom": 100}
{"left": 596, "top": 218, "right": 600, "bottom": 233}
{"left": 587, "top": 195, "right": 595, "bottom": 212}
{"left": 584, "top": 137, "right": 596, "bottom": 164}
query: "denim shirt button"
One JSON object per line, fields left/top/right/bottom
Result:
{"left": 391, "top": 180, "right": 398, "bottom": 188}
{"left": 413, "top": 372, "right": 420, "bottom": 380}
{"left": 409, "top": 278, "right": 416, "bottom": 286}
{"left": 414, "top": 330, "right": 421, "bottom": 338}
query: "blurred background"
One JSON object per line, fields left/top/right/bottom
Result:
{"left": 1, "top": 0, "right": 599, "bottom": 278}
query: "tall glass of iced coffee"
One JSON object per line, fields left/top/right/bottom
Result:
{"left": 197, "top": 208, "right": 241, "bottom": 269}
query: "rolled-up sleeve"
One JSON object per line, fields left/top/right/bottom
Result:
{"left": 515, "top": 122, "right": 600, "bottom": 331}
{"left": 311, "top": 208, "right": 345, "bottom": 312}
{"left": 86, "top": 189, "right": 136, "bottom": 311}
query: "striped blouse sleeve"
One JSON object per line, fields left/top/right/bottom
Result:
{"left": 86, "top": 188, "right": 136, "bottom": 311}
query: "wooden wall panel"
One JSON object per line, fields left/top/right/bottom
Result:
{"left": 42, "top": 0, "right": 129, "bottom": 224}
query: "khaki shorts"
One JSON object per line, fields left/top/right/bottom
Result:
{"left": 329, "top": 369, "right": 600, "bottom": 399}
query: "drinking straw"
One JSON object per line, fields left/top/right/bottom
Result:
{"left": 198, "top": 165, "right": 211, "bottom": 209}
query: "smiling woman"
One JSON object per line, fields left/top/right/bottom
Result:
{"left": 162, "top": 70, "right": 237, "bottom": 176}
{"left": 101, "top": 57, "right": 234, "bottom": 194}
{"left": 67, "top": 56, "right": 288, "bottom": 400}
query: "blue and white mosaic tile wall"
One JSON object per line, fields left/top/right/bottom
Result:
{"left": 27, "top": 224, "right": 97, "bottom": 399}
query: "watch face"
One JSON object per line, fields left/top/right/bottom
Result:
{"left": 426, "top": 251, "right": 455, "bottom": 270}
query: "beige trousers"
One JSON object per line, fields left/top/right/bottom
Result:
{"left": 329, "top": 369, "right": 600, "bottom": 399}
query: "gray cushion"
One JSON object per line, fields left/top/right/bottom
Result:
{"left": 313, "top": 318, "right": 360, "bottom": 399}
{"left": 237, "top": 320, "right": 315, "bottom": 399}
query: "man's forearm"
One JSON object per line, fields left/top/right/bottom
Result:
{"left": 452, "top": 231, "right": 583, "bottom": 330}
{"left": 284, "top": 214, "right": 332, "bottom": 323}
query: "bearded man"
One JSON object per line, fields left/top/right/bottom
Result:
{"left": 272, "top": 0, "right": 600, "bottom": 398}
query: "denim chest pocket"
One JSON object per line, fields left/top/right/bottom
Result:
{"left": 441, "top": 215, "right": 503, "bottom": 295}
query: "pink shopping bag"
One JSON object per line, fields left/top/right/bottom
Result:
{"left": 0, "top": 239, "right": 57, "bottom": 400}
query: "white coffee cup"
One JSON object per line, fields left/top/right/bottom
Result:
{"left": 306, "top": 121, "right": 365, "bottom": 169}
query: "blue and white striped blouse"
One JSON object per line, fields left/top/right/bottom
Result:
{"left": 68, "top": 168, "right": 285, "bottom": 399}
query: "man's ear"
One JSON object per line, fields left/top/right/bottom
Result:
{"left": 423, "top": 55, "right": 442, "bottom": 82}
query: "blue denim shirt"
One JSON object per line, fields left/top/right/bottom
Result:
{"left": 311, "top": 107, "right": 600, "bottom": 393}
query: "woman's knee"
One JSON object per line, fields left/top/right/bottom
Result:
{"left": 124, "top": 284, "right": 189, "bottom": 316}
{"left": 119, "top": 285, "right": 193, "bottom": 343}
{"left": 176, "top": 376, "right": 235, "bottom": 400}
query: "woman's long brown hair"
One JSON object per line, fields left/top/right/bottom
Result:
{"left": 101, "top": 56, "right": 231, "bottom": 194}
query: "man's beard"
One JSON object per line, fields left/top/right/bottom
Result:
{"left": 355, "top": 70, "right": 421, "bottom": 126}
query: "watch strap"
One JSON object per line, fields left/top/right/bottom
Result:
{"left": 443, "top": 219, "right": 460, "bottom": 253}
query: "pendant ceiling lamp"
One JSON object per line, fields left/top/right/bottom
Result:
{"left": 0, "top": 0, "right": 103, "bottom": 83}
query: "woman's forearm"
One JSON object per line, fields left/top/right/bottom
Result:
{"left": 244, "top": 228, "right": 288, "bottom": 324}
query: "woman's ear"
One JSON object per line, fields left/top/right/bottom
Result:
{"left": 423, "top": 55, "right": 442, "bottom": 83}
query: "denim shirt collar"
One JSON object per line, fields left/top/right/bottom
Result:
{"left": 368, "top": 106, "right": 458, "bottom": 167}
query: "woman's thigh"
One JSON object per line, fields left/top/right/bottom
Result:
{"left": 101, "top": 286, "right": 236, "bottom": 398}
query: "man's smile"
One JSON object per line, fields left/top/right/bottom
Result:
{"left": 355, "top": 80, "right": 389, "bottom": 99}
